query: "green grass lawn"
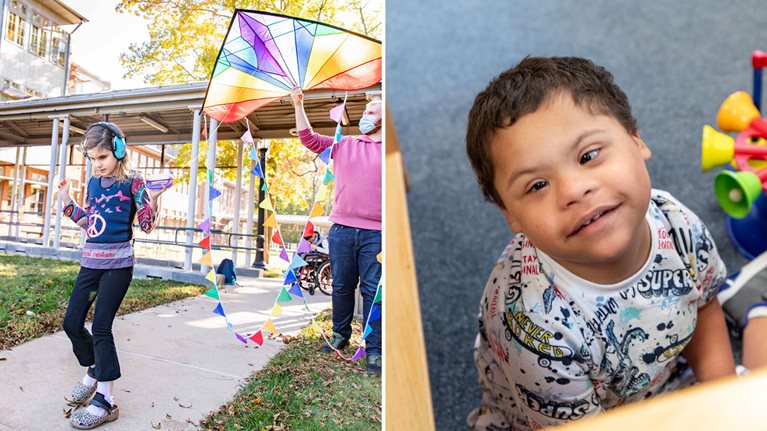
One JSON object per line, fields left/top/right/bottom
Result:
{"left": 200, "top": 309, "right": 381, "bottom": 431}
{"left": 0, "top": 254, "right": 206, "bottom": 349}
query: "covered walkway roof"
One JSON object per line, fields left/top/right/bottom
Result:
{"left": 0, "top": 81, "right": 380, "bottom": 147}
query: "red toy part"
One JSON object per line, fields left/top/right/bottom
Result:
{"left": 753, "top": 50, "right": 767, "bottom": 69}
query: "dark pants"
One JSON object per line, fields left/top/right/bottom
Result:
{"left": 328, "top": 224, "right": 382, "bottom": 357}
{"left": 63, "top": 266, "right": 133, "bottom": 381}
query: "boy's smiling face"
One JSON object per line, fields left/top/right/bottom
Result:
{"left": 490, "top": 94, "right": 653, "bottom": 283}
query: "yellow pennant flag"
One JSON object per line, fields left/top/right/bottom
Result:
{"left": 205, "top": 269, "right": 217, "bottom": 284}
{"left": 309, "top": 202, "right": 324, "bottom": 219}
{"left": 271, "top": 304, "right": 282, "bottom": 316}
{"left": 259, "top": 198, "right": 274, "bottom": 211}
{"left": 376, "top": 252, "right": 382, "bottom": 263}
{"left": 199, "top": 252, "right": 212, "bottom": 267}
{"left": 262, "top": 319, "right": 277, "bottom": 333}
{"left": 263, "top": 213, "right": 277, "bottom": 228}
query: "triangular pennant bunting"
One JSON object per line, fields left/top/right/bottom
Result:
{"left": 263, "top": 213, "right": 277, "bottom": 228}
{"left": 262, "top": 319, "right": 277, "bottom": 333}
{"left": 329, "top": 102, "right": 346, "bottom": 123}
{"left": 309, "top": 202, "right": 324, "bottom": 219}
{"left": 198, "top": 252, "right": 212, "bottom": 267}
{"left": 297, "top": 239, "right": 311, "bottom": 254}
{"left": 271, "top": 304, "right": 283, "bottom": 316}
{"left": 212, "top": 302, "right": 225, "bottom": 317}
{"left": 259, "top": 197, "right": 274, "bottom": 211}
{"left": 208, "top": 185, "right": 222, "bottom": 201}
{"left": 241, "top": 130, "right": 254, "bottom": 145}
{"left": 373, "top": 287, "right": 382, "bottom": 304}
{"left": 251, "top": 163, "right": 264, "bottom": 179}
{"left": 198, "top": 236, "right": 211, "bottom": 250}
{"left": 261, "top": 182, "right": 267, "bottom": 191}
{"left": 350, "top": 346, "right": 366, "bottom": 360}
{"left": 271, "top": 230, "right": 283, "bottom": 246}
{"left": 249, "top": 330, "right": 264, "bottom": 346}
{"left": 284, "top": 270, "right": 298, "bottom": 284}
{"left": 289, "top": 254, "right": 308, "bottom": 270}
{"left": 277, "top": 287, "right": 292, "bottom": 303}
{"left": 279, "top": 248, "right": 290, "bottom": 262}
{"left": 369, "top": 304, "right": 382, "bottom": 322}
{"left": 204, "top": 286, "right": 219, "bottom": 300}
{"left": 205, "top": 269, "right": 217, "bottom": 284}
{"left": 302, "top": 222, "right": 314, "bottom": 238}
{"left": 323, "top": 169, "right": 335, "bottom": 184}
{"left": 248, "top": 146, "right": 258, "bottom": 160}
{"left": 334, "top": 124, "right": 343, "bottom": 143}
{"left": 376, "top": 252, "right": 382, "bottom": 263}
{"left": 319, "top": 147, "right": 332, "bottom": 165}
{"left": 235, "top": 332, "right": 247, "bottom": 344}
{"left": 198, "top": 218, "right": 211, "bottom": 234}
{"left": 288, "top": 283, "right": 304, "bottom": 298}
{"left": 362, "top": 324, "right": 373, "bottom": 340}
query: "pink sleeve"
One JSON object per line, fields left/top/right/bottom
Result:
{"left": 297, "top": 128, "right": 334, "bottom": 154}
{"left": 131, "top": 174, "right": 156, "bottom": 234}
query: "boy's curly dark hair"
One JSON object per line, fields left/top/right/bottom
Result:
{"left": 465, "top": 56, "right": 638, "bottom": 208}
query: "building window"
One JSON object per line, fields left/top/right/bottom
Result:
{"left": 29, "top": 12, "right": 49, "bottom": 57}
{"left": 50, "top": 26, "right": 66, "bottom": 67}
{"left": 6, "top": 1, "right": 27, "bottom": 47}
{"left": 30, "top": 187, "right": 45, "bottom": 214}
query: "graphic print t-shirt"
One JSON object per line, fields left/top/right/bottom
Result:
{"left": 467, "top": 190, "right": 726, "bottom": 430}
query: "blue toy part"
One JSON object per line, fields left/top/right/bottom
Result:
{"left": 726, "top": 191, "right": 767, "bottom": 260}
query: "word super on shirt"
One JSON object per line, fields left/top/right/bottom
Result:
{"left": 467, "top": 190, "right": 726, "bottom": 431}
{"left": 63, "top": 173, "right": 156, "bottom": 269}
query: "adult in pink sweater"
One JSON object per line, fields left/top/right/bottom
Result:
{"left": 291, "top": 88, "right": 382, "bottom": 375}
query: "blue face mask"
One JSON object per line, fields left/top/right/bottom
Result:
{"left": 358, "top": 114, "right": 380, "bottom": 135}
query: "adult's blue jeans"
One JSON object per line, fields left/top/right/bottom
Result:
{"left": 328, "top": 223, "right": 382, "bottom": 357}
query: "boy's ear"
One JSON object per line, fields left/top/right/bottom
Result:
{"left": 500, "top": 207, "right": 523, "bottom": 233}
{"left": 631, "top": 130, "right": 652, "bottom": 161}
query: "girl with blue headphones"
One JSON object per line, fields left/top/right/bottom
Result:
{"left": 57, "top": 122, "right": 169, "bottom": 429}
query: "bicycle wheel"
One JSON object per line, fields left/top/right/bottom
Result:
{"left": 316, "top": 261, "right": 333, "bottom": 295}
{"left": 298, "top": 266, "right": 313, "bottom": 291}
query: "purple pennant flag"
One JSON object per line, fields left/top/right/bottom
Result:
{"left": 319, "top": 147, "right": 332, "bottom": 165}
{"left": 279, "top": 248, "right": 290, "bottom": 262}
{"left": 351, "top": 346, "right": 366, "bottom": 361}
{"left": 209, "top": 185, "right": 222, "bottom": 201}
{"left": 251, "top": 163, "right": 264, "bottom": 179}
{"left": 284, "top": 270, "right": 298, "bottom": 284}
{"left": 198, "top": 218, "right": 210, "bottom": 234}
{"left": 297, "top": 238, "right": 311, "bottom": 254}
{"left": 241, "top": 130, "right": 254, "bottom": 145}
{"left": 369, "top": 304, "right": 382, "bottom": 322}
{"left": 362, "top": 324, "right": 373, "bottom": 340}
{"left": 212, "top": 302, "right": 225, "bottom": 317}
{"left": 329, "top": 103, "right": 346, "bottom": 123}
{"left": 288, "top": 283, "right": 304, "bottom": 298}
{"left": 234, "top": 332, "right": 248, "bottom": 344}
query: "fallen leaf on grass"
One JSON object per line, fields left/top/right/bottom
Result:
{"left": 178, "top": 402, "right": 192, "bottom": 408}
{"left": 151, "top": 421, "right": 161, "bottom": 429}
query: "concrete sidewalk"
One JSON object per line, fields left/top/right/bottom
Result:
{"left": 0, "top": 276, "right": 332, "bottom": 431}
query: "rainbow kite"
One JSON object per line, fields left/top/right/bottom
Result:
{"left": 202, "top": 10, "right": 382, "bottom": 123}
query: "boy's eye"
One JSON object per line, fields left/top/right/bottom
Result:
{"left": 527, "top": 180, "right": 548, "bottom": 193}
{"left": 580, "top": 149, "right": 600, "bottom": 164}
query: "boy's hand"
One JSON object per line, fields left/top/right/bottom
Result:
{"left": 57, "top": 179, "right": 72, "bottom": 204}
{"left": 290, "top": 87, "right": 304, "bottom": 106}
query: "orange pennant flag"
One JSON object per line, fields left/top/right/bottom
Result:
{"left": 262, "top": 319, "right": 277, "bottom": 333}
{"left": 199, "top": 252, "right": 212, "bottom": 267}
{"left": 309, "top": 202, "right": 324, "bottom": 219}
{"left": 263, "top": 213, "right": 277, "bottom": 228}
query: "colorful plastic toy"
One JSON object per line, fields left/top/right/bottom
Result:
{"left": 145, "top": 172, "right": 174, "bottom": 191}
{"left": 701, "top": 50, "right": 767, "bottom": 257}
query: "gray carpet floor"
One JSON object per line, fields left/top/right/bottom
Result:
{"left": 387, "top": 1, "right": 765, "bottom": 428}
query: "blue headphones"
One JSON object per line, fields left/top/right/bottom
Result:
{"left": 81, "top": 122, "right": 127, "bottom": 160}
